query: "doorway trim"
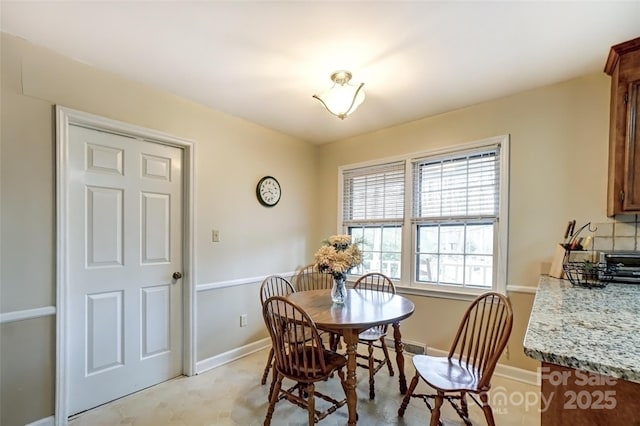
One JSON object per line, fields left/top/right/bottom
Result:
{"left": 55, "top": 106, "right": 197, "bottom": 425}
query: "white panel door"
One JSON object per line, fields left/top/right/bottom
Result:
{"left": 67, "top": 125, "right": 183, "bottom": 415}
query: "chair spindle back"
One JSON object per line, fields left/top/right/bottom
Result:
{"left": 353, "top": 273, "right": 396, "bottom": 334}
{"left": 294, "top": 263, "right": 334, "bottom": 292}
{"left": 260, "top": 275, "right": 296, "bottom": 305}
{"left": 448, "top": 292, "right": 513, "bottom": 390}
{"left": 354, "top": 272, "right": 396, "bottom": 294}
{"left": 262, "top": 296, "right": 328, "bottom": 380}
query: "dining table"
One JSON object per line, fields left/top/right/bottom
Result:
{"left": 287, "top": 287, "right": 415, "bottom": 425}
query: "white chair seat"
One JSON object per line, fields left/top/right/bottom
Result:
{"left": 358, "top": 327, "right": 386, "bottom": 341}
{"left": 412, "top": 355, "right": 479, "bottom": 392}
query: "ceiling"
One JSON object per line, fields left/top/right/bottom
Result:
{"left": 1, "top": 1, "right": 639, "bottom": 144}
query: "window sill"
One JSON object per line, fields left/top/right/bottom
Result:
{"left": 345, "top": 277, "right": 504, "bottom": 301}
{"left": 395, "top": 284, "right": 496, "bottom": 301}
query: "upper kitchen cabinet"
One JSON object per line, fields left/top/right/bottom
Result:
{"left": 605, "top": 37, "right": 640, "bottom": 216}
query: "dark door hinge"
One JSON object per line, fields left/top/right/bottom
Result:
{"left": 620, "top": 190, "right": 625, "bottom": 202}
{"left": 624, "top": 92, "right": 629, "bottom": 105}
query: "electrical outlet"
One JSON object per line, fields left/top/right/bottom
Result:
{"left": 212, "top": 229, "right": 220, "bottom": 242}
{"left": 240, "top": 314, "right": 248, "bottom": 327}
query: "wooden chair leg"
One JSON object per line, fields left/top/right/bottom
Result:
{"left": 307, "top": 383, "right": 316, "bottom": 425}
{"left": 368, "top": 342, "right": 375, "bottom": 399}
{"left": 397, "top": 372, "right": 420, "bottom": 416}
{"left": 297, "top": 381, "right": 304, "bottom": 399}
{"left": 380, "top": 337, "right": 394, "bottom": 376}
{"left": 460, "top": 391, "right": 472, "bottom": 425}
{"left": 480, "top": 391, "right": 496, "bottom": 426}
{"left": 337, "top": 368, "right": 347, "bottom": 392}
{"left": 430, "top": 391, "right": 444, "bottom": 426}
{"left": 261, "top": 347, "right": 274, "bottom": 385}
{"left": 329, "top": 333, "right": 340, "bottom": 351}
{"left": 267, "top": 366, "right": 277, "bottom": 401}
{"left": 460, "top": 391, "right": 468, "bottom": 414}
{"left": 264, "top": 374, "right": 283, "bottom": 426}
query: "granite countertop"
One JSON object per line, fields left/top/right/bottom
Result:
{"left": 524, "top": 276, "right": 640, "bottom": 383}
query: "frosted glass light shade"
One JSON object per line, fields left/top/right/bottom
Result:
{"left": 313, "top": 71, "right": 365, "bottom": 120}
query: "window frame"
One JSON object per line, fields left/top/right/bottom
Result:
{"left": 337, "top": 135, "right": 509, "bottom": 299}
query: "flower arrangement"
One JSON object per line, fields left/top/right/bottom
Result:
{"left": 314, "top": 234, "right": 362, "bottom": 280}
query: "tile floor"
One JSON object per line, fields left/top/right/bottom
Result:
{"left": 69, "top": 347, "right": 541, "bottom": 425}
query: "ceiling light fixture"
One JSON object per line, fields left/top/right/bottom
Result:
{"left": 313, "top": 70, "right": 365, "bottom": 120}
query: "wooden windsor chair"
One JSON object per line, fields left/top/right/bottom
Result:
{"left": 398, "top": 292, "right": 513, "bottom": 426}
{"left": 262, "top": 296, "right": 348, "bottom": 425}
{"left": 352, "top": 272, "right": 396, "bottom": 399}
{"left": 259, "top": 275, "right": 297, "bottom": 395}
{"left": 293, "top": 263, "right": 341, "bottom": 350}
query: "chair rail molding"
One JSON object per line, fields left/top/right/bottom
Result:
{"left": 196, "top": 271, "right": 296, "bottom": 292}
{"left": 506, "top": 285, "right": 537, "bottom": 294}
{"left": 0, "top": 306, "right": 56, "bottom": 324}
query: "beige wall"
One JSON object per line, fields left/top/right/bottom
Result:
{"left": 0, "top": 31, "right": 623, "bottom": 425}
{"left": 0, "top": 317, "right": 55, "bottom": 426}
{"left": 316, "top": 72, "right": 614, "bottom": 372}
{"left": 0, "top": 33, "right": 318, "bottom": 425}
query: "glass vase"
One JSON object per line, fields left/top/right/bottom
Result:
{"left": 331, "top": 275, "right": 347, "bottom": 304}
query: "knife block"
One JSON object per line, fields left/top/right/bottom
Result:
{"left": 549, "top": 244, "right": 566, "bottom": 279}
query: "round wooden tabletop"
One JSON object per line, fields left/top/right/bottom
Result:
{"left": 287, "top": 288, "right": 415, "bottom": 330}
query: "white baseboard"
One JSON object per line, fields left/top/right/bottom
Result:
{"left": 25, "top": 416, "right": 55, "bottom": 426}
{"left": 493, "top": 360, "right": 540, "bottom": 386}
{"left": 196, "top": 338, "right": 271, "bottom": 374}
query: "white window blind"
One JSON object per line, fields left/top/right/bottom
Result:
{"left": 412, "top": 147, "right": 500, "bottom": 221}
{"left": 338, "top": 135, "right": 508, "bottom": 294}
{"left": 343, "top": 161, "right": 405, "bottom": 225}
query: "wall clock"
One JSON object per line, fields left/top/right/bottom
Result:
{"left": 256, "top": 176, "right": 281, "bottom": 207}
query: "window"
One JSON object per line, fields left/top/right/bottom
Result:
{"left": 339, "top": 136, "right": 508, "bottom": 296}
{"left": 412, "top": 148, "right": 500, "bottom": 289}
{"left": 342, "top": 161, "right": 404, "bottom": 279}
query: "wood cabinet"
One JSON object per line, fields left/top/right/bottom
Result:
{"left": 540, "top": 362, "right": 640, "bottom": 426}
{"left": 605, "top": 37, "right": 640, "bottom": 216}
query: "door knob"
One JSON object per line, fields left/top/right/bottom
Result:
{"left": 172, "top": 272, "right": 183, "bottom": 280}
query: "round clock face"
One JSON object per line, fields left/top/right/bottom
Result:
{"left": 256, "top": 176, "right": 281, "bottom": 207}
